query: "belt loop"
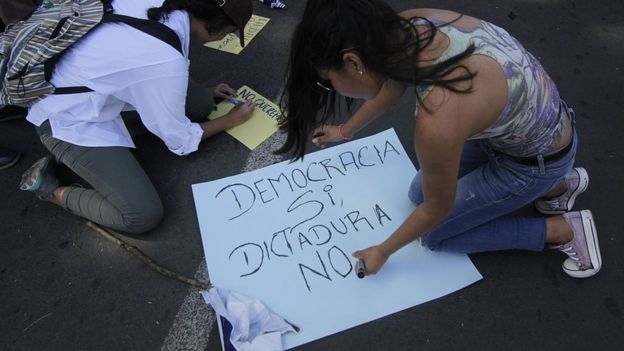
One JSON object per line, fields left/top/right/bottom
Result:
{"left": 537, "top": 154, "right": 546, "bottom": 173}
{"left": 561, "top": 99, "right": 576, "bottom": 127}
{"left": 568, "top": 104, "right": 576, "bottom": 128}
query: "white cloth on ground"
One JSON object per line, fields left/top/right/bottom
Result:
{"left": 201, "top": 287, "right": 297, "bottom": 351}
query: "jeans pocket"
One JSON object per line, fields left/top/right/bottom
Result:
{"left": 508, "top": 172, "right": 535, "bottom": 197}
{"left": 491, "top": 159, "right": 536, "bottom": 198}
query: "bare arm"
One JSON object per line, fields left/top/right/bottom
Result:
{"left": 351, "top": 32, "right": 509, "bottom": 274}
{"left": 312, "top": 79, "right": 406, "bottom": 147}
{"left": 379, "top": 112, "right": 464, "bottom": 256}
{"left": 199, "top": 100, "right": 255, "bottom": 141}
{"left": 352, "top": 88, "right": 475, "bottom": 274}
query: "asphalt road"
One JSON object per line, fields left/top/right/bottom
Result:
{"left": 1, "top": 1, "right": 623, "bottom": 350}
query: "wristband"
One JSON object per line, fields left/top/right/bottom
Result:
{"left": 338, "top": 124, "right": 353, "bottom": 141}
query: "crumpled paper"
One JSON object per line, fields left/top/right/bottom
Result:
{"left": 201, "top": 287, "right": 298, "bottom": 351}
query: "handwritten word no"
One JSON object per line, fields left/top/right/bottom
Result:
{"left": 228, "top": 200, "right": 392, "bottom": 292}
{"left": 238, "top": 88, "right": 284, "bottom": 123}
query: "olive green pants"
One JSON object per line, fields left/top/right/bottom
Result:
{"left": 36, "top": 80, "right": 213, "bottom": 234}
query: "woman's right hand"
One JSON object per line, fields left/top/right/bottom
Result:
{"left": 311, "top": 125, "right": 343, "bottom": 148}
{"left": 224, "top": 100, "right": 255, "bottom": 128}
{"left": 200, "top": 101, "right": 255, "bottom": 140}
{"left": 352, "top": 245, "right": 390, "bottom": 276}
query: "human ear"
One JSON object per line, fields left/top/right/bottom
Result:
{"left": 342, "top": 52, "right": 365, "bottom": 75}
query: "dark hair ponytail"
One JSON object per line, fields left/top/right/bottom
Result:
{"left": 276, "top": 0, "right": 476, "bottom": 160}
{"left": 147, "top": 0, "right": 177, "bottom": 21}
{"left": 147, "top": 0, "right": 236, "bottom": 34}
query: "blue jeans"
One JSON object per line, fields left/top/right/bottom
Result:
{"left": 408, "top": 130, "right": 578, "bottom": 254}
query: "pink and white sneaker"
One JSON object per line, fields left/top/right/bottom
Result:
{"left": 535, "top": 167, "right": 589, "bottom": 215}
{"left": 552, "top": 210, "right": 602, "bottom": 278}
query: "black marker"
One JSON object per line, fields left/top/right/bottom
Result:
{"left": 355, "top": 258, "right": 366, "bottom": 279}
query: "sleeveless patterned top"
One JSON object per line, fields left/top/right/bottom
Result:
{"left": 412, "top": 18, "right": 564, "bottom": 157}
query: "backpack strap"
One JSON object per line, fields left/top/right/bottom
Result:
{"left": 53, "top": 86, "right": 94, "bottom": 94}
{"left": 101, "top": 14, "right": 183, "bottom": 54}
{"left": 52, "top": 14, "right": 183, "bottom": 95}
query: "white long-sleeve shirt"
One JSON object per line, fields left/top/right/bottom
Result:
{"left": 27, "top": 0, "right": 203, "bottom": 155}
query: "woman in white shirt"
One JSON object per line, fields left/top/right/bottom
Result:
{"left": 19, "top": 0, "right": 254, "bottom": 234}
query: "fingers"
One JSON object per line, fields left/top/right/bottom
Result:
{"left": 232, "top": 100, "right": 255, "bottom": 118}
{"left": 311, "top": 134, "right": 321, "bottom": 144}
{"left": 232, "top": 100, "right": 254, "bottom": 109}
{"left": 311, "top": 126, "right": 326, "bottom": 147}
{"left": 223, "top": 85, "right": 237, "bottom": 97}
{"left": 311, "top": 125, "right": 343, "bottom": 148}
{"left": 213, "top": 83, "right": 238, "bottom": 98}
{"left": 352, "top": 251, "right": 362, "bottom": 259}
{"left": 223, "top": 100, "right": 254, "bottom": 128}
{"left": 241, "top": 100, "right": 255, "bottom": 111}
{"left": 312, "top": 136, "right": 326, "bottom": 148}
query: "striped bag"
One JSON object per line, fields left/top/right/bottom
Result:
{"left": 0, "top": 0, "right": 109, "bottom": 108}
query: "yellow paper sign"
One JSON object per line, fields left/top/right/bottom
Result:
{"left": 208, "top": 85, "right": 283, "bottom": 149}
{"left": 204, "top": 15, "right": 270, "bottom": 54}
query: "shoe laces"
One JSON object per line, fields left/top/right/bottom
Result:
{"left": 542, "top": 198, "right": 562, "bottom": 209}
{"left": 264, "top": 0, "right": 286, "bottom": 8}
{"left": 559, "top": 246, "right": 582, "bottom": 266}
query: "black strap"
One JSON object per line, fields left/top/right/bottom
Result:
{"left": 497, "top": 136, "right": 574, "bottom": 166}
{"left": 53, "top": 86, "right": 94, "bottom": 95}
{"left": 100, "top": 13, "right": 183, "bottom": 54}
{"left": 53, "top": 13, "right": 183, "bottom": 95}
{"left": 495, "top": 102, "right": 575, "bottom": 166}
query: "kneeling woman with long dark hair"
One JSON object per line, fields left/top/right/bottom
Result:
{"left": 277, "top": 0, "right": 601, "bottom": 278}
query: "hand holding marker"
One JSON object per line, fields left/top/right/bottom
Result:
{"left": 355, "top": 258, "right": 367, "bottom": 278}
{"left": 228, "top": 98, "right": 243, "bottom": 106}
{"left": 213, "top": 95, "right": 243, "bottom": 111}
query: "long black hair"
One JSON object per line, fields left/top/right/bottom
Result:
{"left": 276, "top": 0, "right": 477, "bottom": 160}
{"left": 147, "top": 0, "right": 235, "bottom": 33}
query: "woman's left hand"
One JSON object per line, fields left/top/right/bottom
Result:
{"left": 311, "top": 125, "right": 342, "bottom": 148}
{"left": 352, "top": 245, "right": 389, "bottom": 276}
{"left": 210, "top": 83, "right": 238, "bottom": 99}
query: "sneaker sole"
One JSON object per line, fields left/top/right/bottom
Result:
{"left": 19, "top": 156, "right": 52, "bottom": 191}
{"left": 562, "top": 210, "right": 601, "bottom": 278}
{"left": 536, "top": 167, "right": 589, "bottom": 215}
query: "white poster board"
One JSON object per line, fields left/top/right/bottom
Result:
{"left": 192, "top": 129, "right": 482, "bottom": 349}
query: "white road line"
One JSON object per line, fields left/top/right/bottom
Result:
{"left": 160, "top": 130, "right": 286, "bottom": 351}
{"left": 160, "top": 261, "right": 213, "bottom": 351}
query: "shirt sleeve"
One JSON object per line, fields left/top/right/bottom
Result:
{"left": 114, "top": 59, "right": 203, "bottom": 156}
